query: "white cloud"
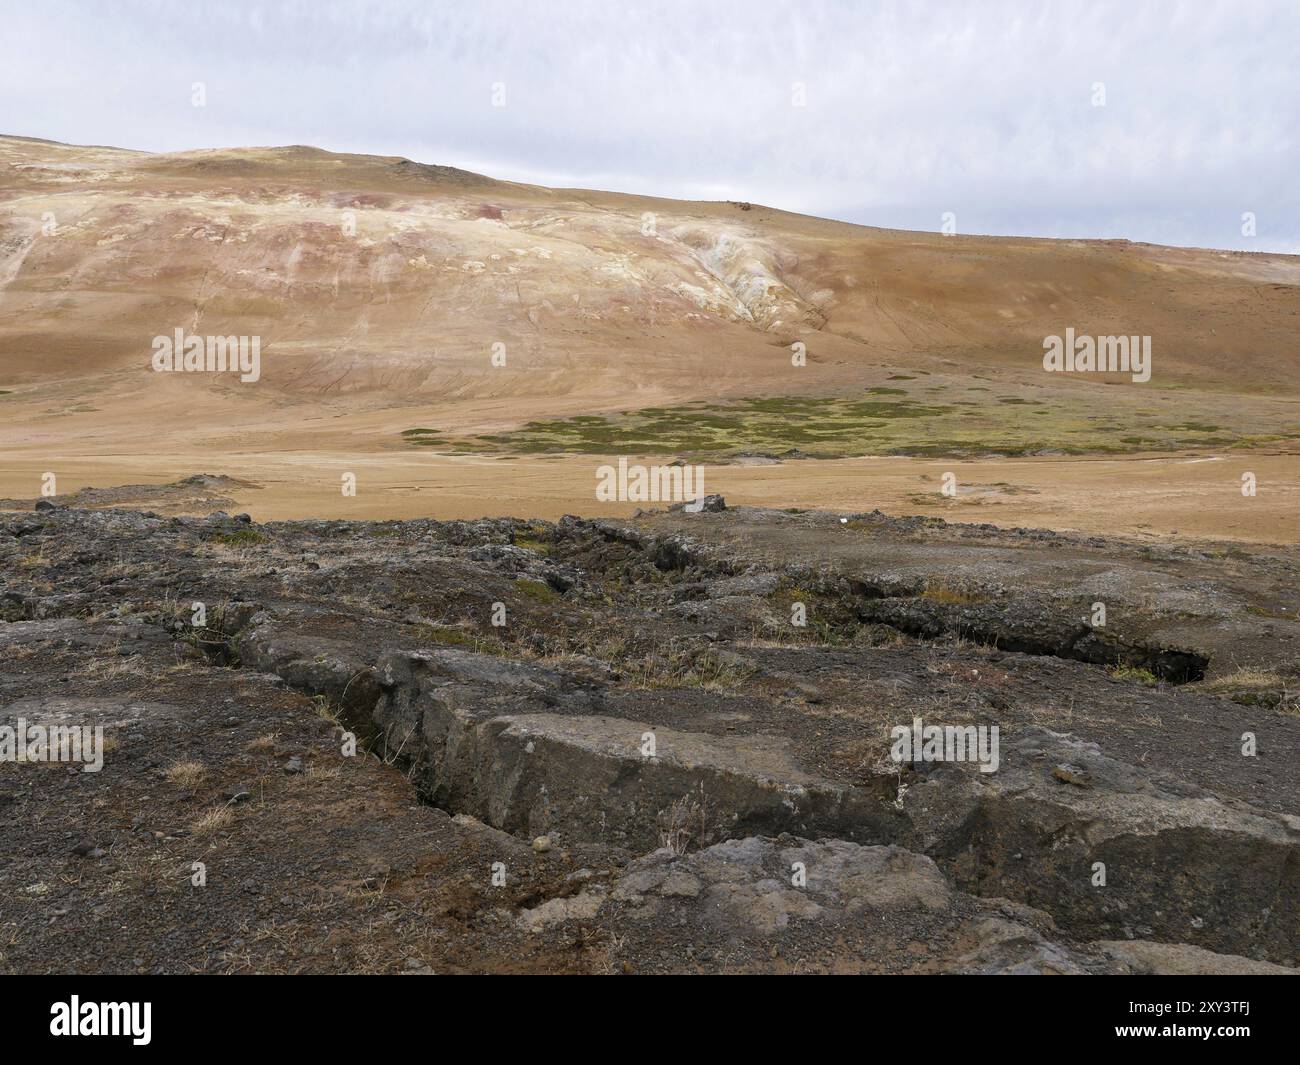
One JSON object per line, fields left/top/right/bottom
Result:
{"left": 2, "top": 0, "right": 1295, "bottom": 250}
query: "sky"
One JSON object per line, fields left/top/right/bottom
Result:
{"left": 3, "top": 0, "right": 1297, "bottom": 252}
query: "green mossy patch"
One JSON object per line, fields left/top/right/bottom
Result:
{"left": 398, "top": 387, "right": 1300, "bottom": 461}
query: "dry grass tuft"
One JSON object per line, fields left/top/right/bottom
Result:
{"left": 67, "top": 654, "right": 155, "bottom": 681}
{"left": 657, "top": 787, "right": 709, "bottom": 856}
{"left": 1197, "top": 667, "right": 1298, "bottom": 716}
{"left": 246, "top": 732, "right": 278, "bottom": 752}
{"left": 192, "top": 805, "right": 235, "bottom": 836}
{"left": 164, "top": 760, "right": 207, "bottom": 788}
{"left": 1200, "top": 667, "right": 1283, "bottom": 692}
{"left": 920, "top": 580, "right": 984, "bottom": 605}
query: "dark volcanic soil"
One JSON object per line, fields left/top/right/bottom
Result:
{"left": 1, "top": 493, "right": 1296, "bottom": 974}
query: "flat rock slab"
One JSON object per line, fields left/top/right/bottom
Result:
{"left": 371, "top": 649, "right": 895, "bottom": 851}
{"left": 902, "top": 727, "right": 1298, "bottom": 964}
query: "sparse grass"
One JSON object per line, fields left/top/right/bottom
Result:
{"left": 192, "top": 805, "right": 235, "bottom": 836}
{"left": 1245, "top": 604, "right": 1293, "bottom": 619}
{"left": 514, "top": 624, "right": 767, "bottom": 690}
{"left": 247, "top": 732, "right": 278, "bottom": 752}
{"left": 1196, "top": 667, "right": 1298, "bottom": 714}
{"left": 514, "top": 577, "right": 559, "bottom": 603}
{"left": 305, "top": 763, "right": 342, "bottom": 781}
{"left": 209, "top": 528, "right": 267, "bottom": 546}
{"left": 1200, "top": 667, "right": 1283, "bottom": 692}
{"left": 164, "top": 760, "right": 207, "bottom": 788}
{"left": 159, "top": 656, "right": 212, "bottom": 677}
{"left": 411, "top": 622, "right": 510, "bottom": 655}
{"left": 1108, "top": 664, "right": 1160, "bottom": 685}
{"left": 765, "top": 586, "right": 866, "bottom": 645}
{"left": 585, "top": 932, "right": 627, "bottom": 976}
{"left": 920, "top": 580, "right": 985, "bottom": 605}
{"left": 625, "top": 647, "right": 756, "bottom": 690}
{"left": 179, "top": 625, "right": 232, "bottom": 656}
{"left": 67, "top": 654, "right": 155, "bottom": 681}
{"left": 311, "top": 694, "right": 343, "bottom": 726}
{"left": 513, "top": 537, "right": 549, "bottom": 554}
{"left": 657, "top": 787, "right": 709, "bottom": 855}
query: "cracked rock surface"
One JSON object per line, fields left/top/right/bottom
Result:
{"left": 1, "top": 500, "right": 1295, "bottom": 973}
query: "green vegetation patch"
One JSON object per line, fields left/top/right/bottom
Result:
{"left": 1108, "top": 664, "right": 1160, "bottom": 686}
{"left": 209, "top": 529, "right": 267, "bottom": 546}
{"left": 402, "top": 427, "right": 443, "bottom": 446}
{"left": 399, "top": 387, "right": 1300, "bottom": 461}
{"left": 514, "top": 577, "right": 559, "bottom": 603}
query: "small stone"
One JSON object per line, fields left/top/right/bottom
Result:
{"left": 223, "top": 786, "right": 253, "bottom": 803}
{"left": 283, "top": 756, "right": 304, "bottom": 774}
{"left": 532, "top": 835, "right": 552, "bottom": 853}
{"left": 660, "top": 871, "right": 703, "bottom": 898}
{"left": 34, "top": 499, "right": 57, "bottom": 512}
{"left": 671, "top": 493, "right": 726, "bottom": 513}
{"left": 72, "top": 841, "right": 106, "bottom": 859}
{"left": 1052, "top": 763, "right": 1091, "bottom": 787}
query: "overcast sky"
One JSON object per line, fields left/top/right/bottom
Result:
{"left": 4, "top": 0, "right": 1297, "bottom": 252}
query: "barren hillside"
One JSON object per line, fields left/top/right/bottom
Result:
{"left": 1, "top": 135, "right": 1297, "bottom": 534}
